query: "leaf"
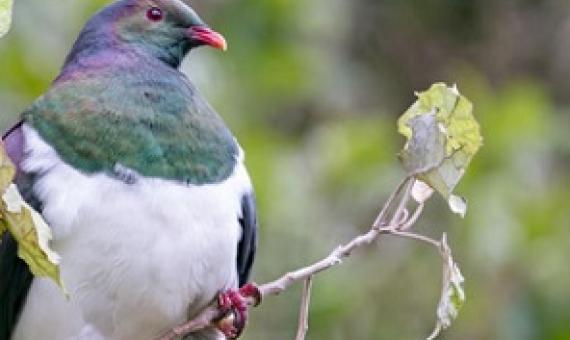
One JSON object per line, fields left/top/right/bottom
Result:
{"left": 0, "top": 0, "right": 13, "bottom": 38}
{"left": 427, "top": 234, "right": 466, "bottom": 340}
{"left": 0, "top": 143, "right": 15, "bottom": 191}
{"left": 0, "top": 144, "right": 15, "bottom": 236}
{"left": 398, "top": 83, "right": 482, "bottom": 216}
{"left": 0, "top": 144, "right": 66, "bottom": 292}
{"left": 2, "top": 184, "right": 65, "bottom": 291}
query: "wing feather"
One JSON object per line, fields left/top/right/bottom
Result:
{"left": 237, "top": 192, "right": 258, "bottom": 287}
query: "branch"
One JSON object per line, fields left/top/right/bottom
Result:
{"left": 157, "top": 177, "right": 446, "bottom": 340}
{"left": 295, "top": 277, "right": 313, "bottom": 340}
{"left": 381, "top": 229, "right": 440, "bottom": 248}
{"left": 158, "top": 307, "right": 223, "bottom": 340}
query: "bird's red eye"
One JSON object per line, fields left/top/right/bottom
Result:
{"left": 146, "top": 7, "right": 163, "bottom": 22}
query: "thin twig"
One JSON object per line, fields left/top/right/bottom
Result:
{"left": 295, "top": 277, "right": 313, "bottom": 340}
{"left": 373, "top": 176, "right": 411, "bottom": 228}
{"left": 427, "top": 323, "right": 443, "bottom": 340}
{"left": 388, "top": 178, "right": 413, "bottom": 226}
{"left": 382, "top": 229, "right": 441, "bottom": 248}
{"left": 394, "top": 208, "right": 410, "bottom": 226}
{"left": 258, "top": 228, "right": 380, "bottom": 298}
{"left": 397, "top": 203, "right": 424, "bottom": 231}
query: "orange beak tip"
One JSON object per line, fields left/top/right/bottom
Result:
{"left": 189, "top": 26, "right": 228, "bottom": 51}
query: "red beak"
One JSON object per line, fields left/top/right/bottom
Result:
{"left": 188, "top": 26, "right": 227, "bottom": 51}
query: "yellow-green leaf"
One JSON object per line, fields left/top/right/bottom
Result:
{"left": 398, "top": 83, "right": 483, "bottom": 216}
{"left": 0, "top": 143, "right": 15, "bottom": 237}
{"left": 1, "top": 143, "right": 66, "bottom": 292}
{"left": 0, "top": 0, "right": 13, "bottom": 38}
{"left": 1, "top": 184, "right": 65, "bottom": 291}
{"left": 0, "top": 142, "right": 15, "bottom": 191}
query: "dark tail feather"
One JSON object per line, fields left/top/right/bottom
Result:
{"left": 0, "top": 234, "right": 34, "bottom": 340}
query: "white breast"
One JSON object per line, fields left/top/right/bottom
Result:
{"left": 12, "top": 124, "right": 251, "bottom": 340}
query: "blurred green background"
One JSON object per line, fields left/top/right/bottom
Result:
{"left": 2, "top": 1, "right": 570, "bottom": 339}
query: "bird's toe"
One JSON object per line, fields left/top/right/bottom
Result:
{"left": 216, "top": 284, "right": 261, "bottom": 339}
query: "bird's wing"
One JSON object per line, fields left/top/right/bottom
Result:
{"left": 1, "top": 122, "right": 35, "bottom": 340}
{"left": 237, "top": 192, "right": 258, "bottom": 287}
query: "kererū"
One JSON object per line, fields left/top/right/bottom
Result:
{"left": 0, "top": 0, "right": 258, "bottom": 339}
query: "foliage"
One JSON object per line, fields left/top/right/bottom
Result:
{"left": 395, "top": 83, "right": 481, "bottom": 338}
{"left": 0, "top": 145, "right": 65, "bottom": 291}
{"left": 428, "top": 234, "right": 465, "bottom": 340}
{"left": 398, "top": 83, "right": 483, "bottom": 217}
{"left": 0, "top": 0, "right": 12, "bottom": 38}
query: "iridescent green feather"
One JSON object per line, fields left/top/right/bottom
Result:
{"left": 25, "top": 66, "right": 238, "bottom": 185}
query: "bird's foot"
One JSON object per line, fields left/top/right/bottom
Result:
{"left": 216, "top": 283, "right": 261, "bottom": 339}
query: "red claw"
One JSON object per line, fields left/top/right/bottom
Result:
{"left": 216, "top": 283, "right": 261, "bottom": 339}
{"left": 239, "top": 283, "right": 262, "bottom": 306}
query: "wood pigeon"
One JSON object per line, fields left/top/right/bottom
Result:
{"left": 0, "top": 0, "right": 258, "bottom": 339}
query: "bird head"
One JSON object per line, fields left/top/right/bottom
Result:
{"left": 65, "top": 0, "right": 227, "bottom": 67}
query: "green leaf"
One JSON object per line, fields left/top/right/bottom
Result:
{"left": 398, "top": 83, "right": 482, "bottom": 216}
{"left": 0, "top": 0, "right": 13, "bottom": 38}
{"left": 428, "top": 234, "right": 466, "bottom": 340}
{"left": 0, "top": 144, "right": 66, "bottom": 293}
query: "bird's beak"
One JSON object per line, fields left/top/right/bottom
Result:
{"left": 188, "top": 26, "right": 228, "bottom": 51}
